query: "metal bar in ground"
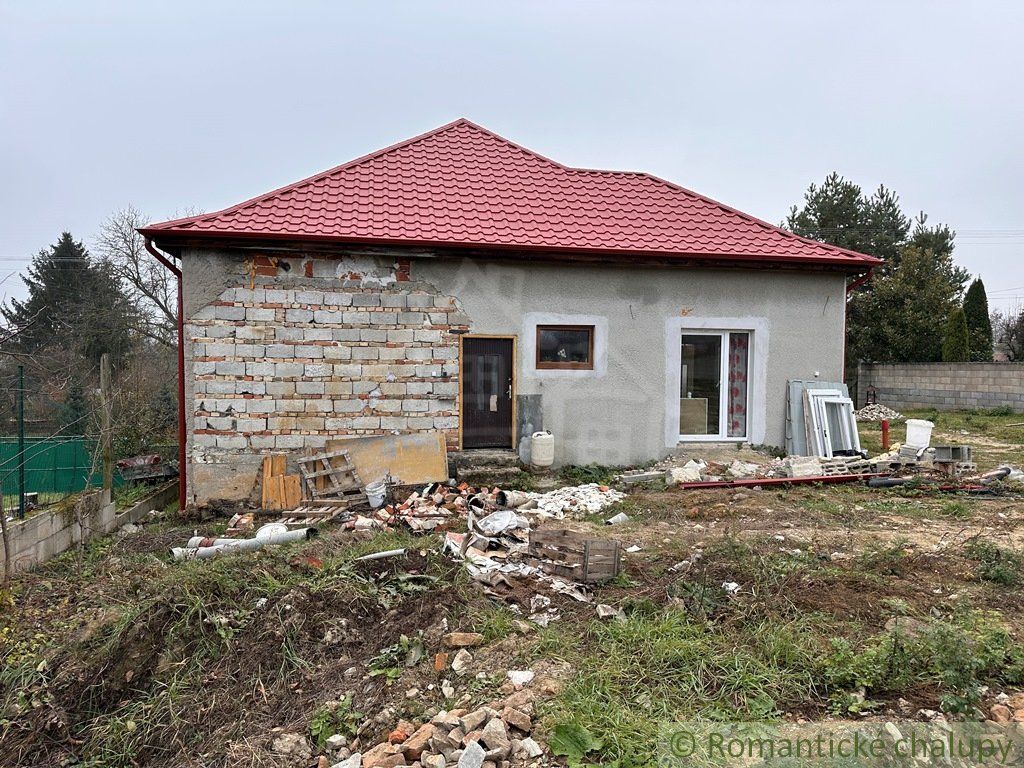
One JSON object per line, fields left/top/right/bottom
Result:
{"left": 17, "top": 365, "right": 25, "bottom": 518}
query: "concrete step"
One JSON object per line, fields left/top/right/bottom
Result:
{"left": 456, "top": 465, "right": 528, "bottom": 487}
{"left": 449, "top": 449, "right": 521, "bottom": 469}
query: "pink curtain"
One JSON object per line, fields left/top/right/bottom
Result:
{"left": 727, "top": 333, "right": 749, "bottom": 437}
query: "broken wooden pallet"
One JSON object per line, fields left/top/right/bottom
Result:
{"left": 527, "top": 528, "right": 621, "bottom": 584}
{"left": 275, "top": 505, "right": 353, "bottom": 527}
{"left": 297, "top": 449, "right": 363, "bottom": 499}
{"left": 261, "top": 455, "right": 302, "bottom": 511}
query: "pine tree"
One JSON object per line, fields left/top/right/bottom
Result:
{"left": 1, "top": 233, "right": 137, "bottom": 363}
{"left": 1, "top": 233, "right": 91, "bottom": 351}
{"left": 942, "top": 308, "right": 971, "bottom": 362}
{"left": 787, "top": 176, "right": 967, "bottom": 366}
{"left": 963, "top": 278, "right": 993, "bottom": 361}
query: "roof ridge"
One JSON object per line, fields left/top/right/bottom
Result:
{"left": 147, "top": 118, "right": 478, "bottom": 231}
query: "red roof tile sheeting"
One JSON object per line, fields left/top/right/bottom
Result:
{"left": 142, "top": 119, "right": 879, "bottom": 269}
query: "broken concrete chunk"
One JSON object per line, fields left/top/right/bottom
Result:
{"left": 361, "top": 743, "right": 404, "bottom": 768}
{"left": 270, "top": 731, "right": 312, "bottom": 760}
{"left": 519, "top": 737, "right": 544, "bottom": 758}
{"left": 506, "top": 670, "right": 534, "bottom": 687}
{"left": 443, "top": 632, "right": 485, "bottom": 648}
{"left": 501, "top": 706, "right": 532, "bottom": 733}
{"left": 785, "top": 456, "right": 823, "bottom": 478}
{"left": 457, "top": 741, "right": 486, "bottom": 768}
{"left": 325, "top": 733, "right": 349, "bottom": 751}
{"left": 331, "top": 756, "right": 362, "bottom": 768}
{"left": 460, "top": 708, "right": 489, "bottom": 732}
{"left": 451, "top": 649, "right": 473, "bottom": 675}
{"left": 480, "top": 718, "right": 510, "bottom": 754}
{"left": 401, "top": 723, "right": 435, "bottom": 760}
{"left": 503, "top": 688, "right": 535, "bottom": 713}
{"left": 596, "top": 603, "right": 625, "bottom": 621}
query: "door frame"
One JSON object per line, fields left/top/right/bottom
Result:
{"left": 458, "top": 334, "right": 518, "bottom": 450}
{"left": 678, "top": 329, "right": 750, "bottom": 442}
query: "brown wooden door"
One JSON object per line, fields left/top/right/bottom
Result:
{"left": 462, "top": 337, "right": 514, "bottom": 449}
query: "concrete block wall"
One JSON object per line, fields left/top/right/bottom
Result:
{"left": 0, "top": 482, "right": 177, "bottom": 574}
{"left": 857, "top": 362, "right": 1024, "bottom": 412}
{"left": 183, "top": 250, "right": 469, "bottom": 502}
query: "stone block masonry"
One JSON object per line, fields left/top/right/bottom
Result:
{"left": 857, "top": 362, "right": 1024, "bottom": 413}
{"left": 183, "top": 250, "right": 470, "bottom": 502}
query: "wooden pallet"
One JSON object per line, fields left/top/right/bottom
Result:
{"left": 275, "top": 505, "right": 353, "bottom": 527}
{"left": 297, "top": 449, "right": 363, "bottom": 499}
{"left": 528, "top": 529, "right": 621, "bottom": 584}
{"left": 262, "top": 455, "right": 302, "bottom": 511}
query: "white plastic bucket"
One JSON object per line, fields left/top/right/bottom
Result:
{"left": 905, "top": 419, "right": 934, "bottom": 448}
{"left": 531, "top": 431, "right": 554, "bottom": 468}
{"left": 365, "top": 480, "right": 387, "bottom": 509}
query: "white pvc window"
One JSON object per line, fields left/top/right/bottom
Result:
{"left": 805, "top": 390, "right": 861, "bottom": 457}
{"left": 678, "top": 330, "right": 750, "bottom": 441}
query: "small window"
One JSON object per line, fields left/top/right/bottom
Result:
{"left": 536, "top": 325, "right": 594, "bottom": 370}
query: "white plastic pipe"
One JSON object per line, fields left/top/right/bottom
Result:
{"left": 171, "top": 526, "right": 317, "bottom": 561}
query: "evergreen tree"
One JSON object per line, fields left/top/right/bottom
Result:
{"left": 963, "top": 278, "right": 993, "bottom": 361}
{"left": 1, "top": 233, "right": 136, "bottom": 363}
{"left": 787, "top": 176, "right": 967, "bottom": 366}
{"left": 942, "top": 308, "right": 971, "bottom": 362}
{"left": 1, "top": 233, "right": 90, "bottom": 351}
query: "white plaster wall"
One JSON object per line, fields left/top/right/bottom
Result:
{"left": 418, "top": 258, "right": 847, "bottom": 466}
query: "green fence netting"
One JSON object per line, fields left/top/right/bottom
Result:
{"left": 0, "top": 437, "right": 123, "bottom": 500}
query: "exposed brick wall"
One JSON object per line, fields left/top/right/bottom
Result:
{"left": 857, "top": 362, "right": 1024, "bottom": 412}
{"left": 183, "top": 252, "right": 468, "bottom": 494}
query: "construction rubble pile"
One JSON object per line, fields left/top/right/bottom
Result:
{"left": 346, "top": 482, "right": 625, "bottom": 535}
{"left": 621, "top": 454, "right": 875, "bottom": 487}
{"left": 854, "top": 403, "right": 905, "bottom": 422}
{"left": 312, "top": 683, "right": 546, "bottom": 768}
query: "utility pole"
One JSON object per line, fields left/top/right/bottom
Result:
{"left": 17, "top": 364, "right": 25, "bottom": 519}
{"left": 100, "top": 353, "right": 112, "bottom": 498}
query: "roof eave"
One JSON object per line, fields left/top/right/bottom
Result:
{"left": 137, "top": 228, "right": 881, "bottom": 272}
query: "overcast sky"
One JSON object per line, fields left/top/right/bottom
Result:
{"left": 2, "top": 1, "right": 1022, "bottom": 312}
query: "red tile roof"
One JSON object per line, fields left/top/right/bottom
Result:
{"left": 142, "top": 119, "right": 879, "bottom": 269}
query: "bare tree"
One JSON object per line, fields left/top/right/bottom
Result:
{"left": 95, "top": 205, "right": 177, "bottom": 347}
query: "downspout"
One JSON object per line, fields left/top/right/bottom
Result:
{"left": 145, "top": 238, "right": 187, "bottom": 512}
{"left": 846, "top": 268, "right": 873, "bottom": 294}
{"left": 843, "top": 267, "right": 874, "bottom": 386}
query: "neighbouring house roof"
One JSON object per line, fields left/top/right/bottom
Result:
{"left": 141, "top": 118, "right": 880, "bottom": 270}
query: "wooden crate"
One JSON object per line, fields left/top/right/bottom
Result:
{"left": 527, "top": 529, "right": 621, "bottom": 584}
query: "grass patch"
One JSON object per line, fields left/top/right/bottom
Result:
{"left": 963, "top": 539, "right": 1022, "bottom": 586}
{"left": 539, "top": 607, "right": 1024, "bottom": 766}
{"left": 559, "top": 464, "right": 623, "bottom": 486}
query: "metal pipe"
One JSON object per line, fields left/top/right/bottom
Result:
{"left": 17, "top": 365, "right": 24, "bottom": 518}
{"left": 881, "top": 419, "right": 890, "bottom": 451}
{"left": 676, "top": 474, "right": 878, "bottom": 490}
{"left": 846, "top": 268, "right": 874, "bottom": 294}
{"left": 144, "top": 237, "right": 186, "bottom": 512}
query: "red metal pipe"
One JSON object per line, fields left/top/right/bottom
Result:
{"left": 881, "top": 419, "right": 890, "bottom": 451}
{"left": 675, "top": 474, "right": 880, "bottom": 490}
{"left": 846, "top": 268, "right": 873, "bottom": 293}
{"left": 144, "top": 238, "right": 187, "bottom": 512}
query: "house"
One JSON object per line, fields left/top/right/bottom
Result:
{"left": 140, "top": 119, "right": 880, "bottom": 504}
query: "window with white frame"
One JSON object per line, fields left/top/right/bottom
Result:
{"left": 679, "top": 330, "right": 750, "bottom": 440}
